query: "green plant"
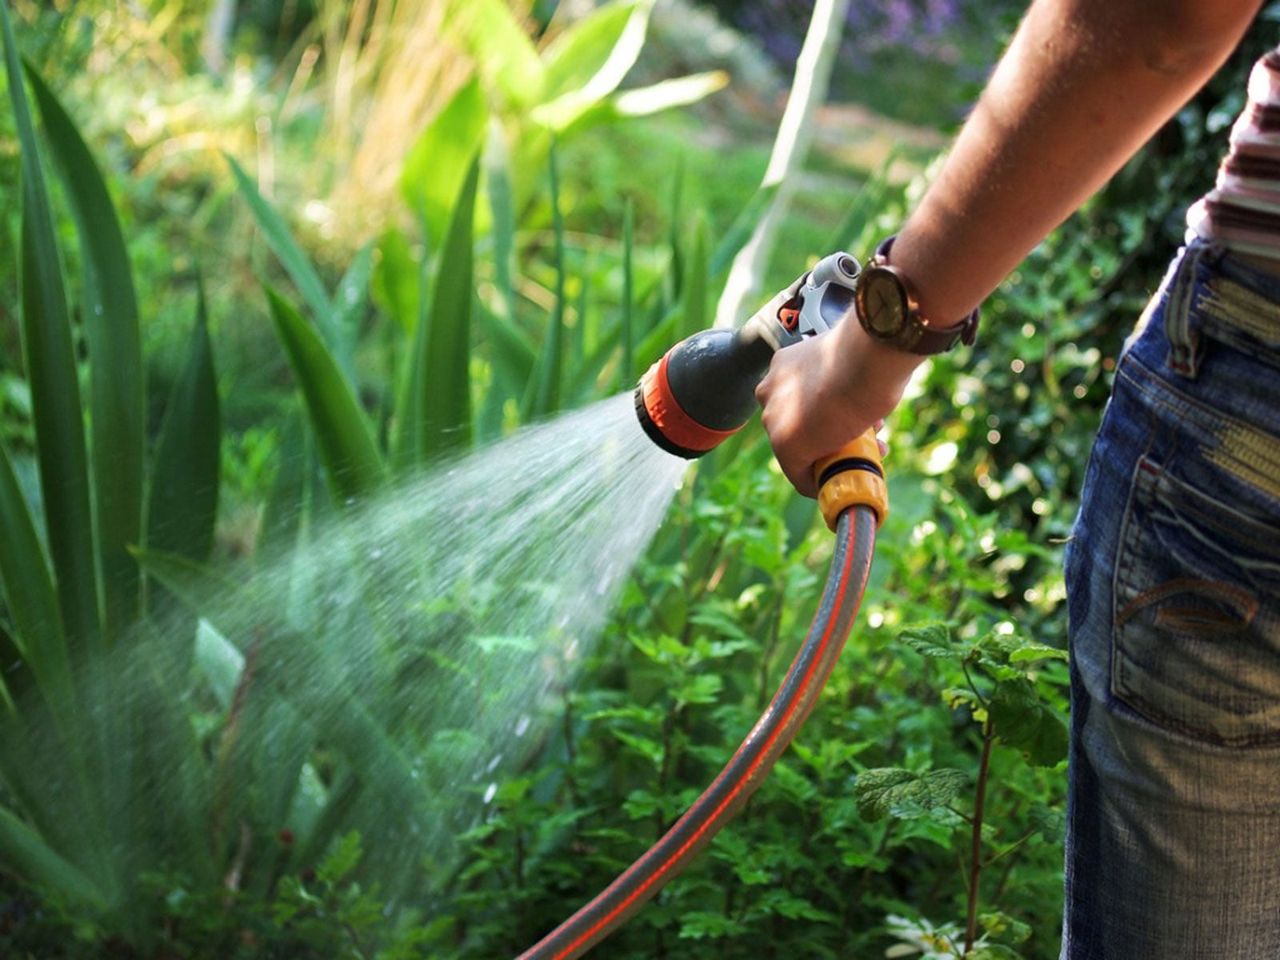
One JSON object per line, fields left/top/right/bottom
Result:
{"left": 0, "top": 0, "right": 220, "bottom": 937}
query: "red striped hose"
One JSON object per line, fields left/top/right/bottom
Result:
{"left": 516, "top": 503, "right": 878, "bottom": 960}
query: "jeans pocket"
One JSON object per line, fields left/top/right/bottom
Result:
{"left": 1111, "top": 449, "right": 1280, "bottom": 747}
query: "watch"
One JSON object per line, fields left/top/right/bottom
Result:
{"left": 853, "top": 236, "right": 979, "bottom": 355}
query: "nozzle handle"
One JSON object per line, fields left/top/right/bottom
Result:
{"left": 814, "top": 429, "right": 888, "bottom": 531}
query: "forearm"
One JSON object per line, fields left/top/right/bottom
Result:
{"left": 888, "top": 0, "right": 1262, "bottom": 326}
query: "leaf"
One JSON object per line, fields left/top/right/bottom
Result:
{"left": 533, "top": 0, "right": 649, "bottom": 130}
{"left": 443, "top": 0, "right": 544, "bottom": 108}
{"left": 612, "top": 71, "right": 729, "bottom": 117}
{"left": 372, "top": 228, "right": 420, "bottom": 336}
{"left": 226, "top": 154, "right": 340, "bottom": 359}
{"left": 400, "top": 77, "right": 488, "bottom": 251}
{"left": 853, "top": 767, "right": 968, "bottom": 822}
{"left": 523, "top": 142, "right": 566, "bottom": 419}
{"left": 331, "top": 240, "right": 374, "bottom": 361}
{"left": 989, "top": 679, "right": 1068, "bottom": 767}
{"left": 266, "top": 287, "right": 386, "bottom": 502}
{"left": 1008, "top": 642, "right": 1069, "bottom": 664}
{"left": 396, "top": 154, "right": 479, "bottom": 467}
{"left": 0, "top": 439, "right": 68, "bottom": 698}
{"left": 678, "top": 212, "right": 709, "bottom": 341}
{"left": 620, "top": 198, "right": 634, "bottom": 384}
{"left": 0, "top": 804, "right": 106, "bottom": 911}
{"left": 483, "top": 115, "right": 518, "bottom": 333}
{"left": 317, "top": 831, "right": 363, "bottom": 886}
{"left": 898, "top": 622, "right": 955, "bottom": 659}
{"left": 146, "top": 279, "right": 220, "bottom": 567}
{"left": 560, "top": 71, "right": 730, "bottom": 134}
{"left": 26, "top": 62, "right": 143, "bottom": 639}
{"left": 3, "top": 2, "right": 99, "bottom": 651}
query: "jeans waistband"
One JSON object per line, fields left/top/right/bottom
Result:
{"left": 1163, "top": 240, "right": 1280, "bottom": 379}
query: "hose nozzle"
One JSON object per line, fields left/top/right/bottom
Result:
{"left": 634, "top": 252, "right": 860, "bottom": 459}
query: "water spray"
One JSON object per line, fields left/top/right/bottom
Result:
{"left": 518, "top": 254, "right": 889, "bottom": 960}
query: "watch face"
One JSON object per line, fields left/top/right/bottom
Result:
{"left": 857, "top": 267, "right": 908, "bottom": 338}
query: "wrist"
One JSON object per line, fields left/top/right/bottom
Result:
{"left": 853, "top": 235, "right": 980, "bottom": 355}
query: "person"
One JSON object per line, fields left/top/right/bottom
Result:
{"left": 754, "top": 1, "right": 1280, "bottom": 957}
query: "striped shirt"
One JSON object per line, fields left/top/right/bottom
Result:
{"left": 1187, "top": 48, "right": 1280, "bottom": 260}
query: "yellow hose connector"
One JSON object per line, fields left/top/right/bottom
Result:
{"left": 813, "top": 429, "right": 888, "bottom": 532}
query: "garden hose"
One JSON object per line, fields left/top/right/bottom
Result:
{"left": 516, "top": 449, "right": 884, "bottom": 960}
{"left": 516, "top": 257, "right": 889, "bottom": 960}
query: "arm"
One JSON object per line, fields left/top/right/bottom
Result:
{"left": 756, "top": 0, "right": 1263, "bottom": 496}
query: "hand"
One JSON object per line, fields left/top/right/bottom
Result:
{"left": 754, "top": 319, "right": 921, "bottom": 497}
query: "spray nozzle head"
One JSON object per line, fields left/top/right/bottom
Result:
{"left": 634, "top": 252, "right": 861, "bottom": 459}
{"left": 634, "top": 327, "right": 773, "bottom": 459}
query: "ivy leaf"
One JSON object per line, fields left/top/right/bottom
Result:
{"left": 989, "top": 679, "right": 1068, "bottom": 767}
{"left": 853, "top": 767, "right": 968, "bottom": 822}
{"left": 897, "top": 622, "right": 955, "bottom": 659}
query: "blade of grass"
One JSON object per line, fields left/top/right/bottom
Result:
{"left": 266, "top": 287, "right": 386, "bottom": 503}
{"left": 665, "top": 156, "right": 685, "bottom": 308}
{"left": 485, "top": 117, "right": 518, "bottom": 331}
{"left": 26, "top": 63, "right": 143, "bottom": 642}
{"left": 2, "top": 3, "right": 100, "bottom": 653}
{"left": 397, "top": 154, "right": 479, "bottom": 467}
{"left": 146, "top": 278, "right": 221, "bottom": 582}
{"left": 226, "top": 154, "right": 342, "bottom": 364}
{"left": 523, "top": 141, "right": 567, "bottom": 419}
{"left": 678, "top": 212, "right": 709, "bottom": 341}
{"left": 621, "top": 197, "right": 634, "bottom": 386}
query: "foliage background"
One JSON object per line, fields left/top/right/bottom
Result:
{"left": 0, "top": 0, "right": 1275, "bottom": 957}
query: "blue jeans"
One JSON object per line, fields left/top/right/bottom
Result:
{"left": 1062, "top": 240, "right": 1280, "bottom": 959}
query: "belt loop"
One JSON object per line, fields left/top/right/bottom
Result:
{"left": 1163, "top": 240, "right": 1222, "bottom": 379}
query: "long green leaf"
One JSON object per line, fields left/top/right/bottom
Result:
{"left": 401, "top": 77, "right": 488, "bottom": 252}
{"left": 0, "top": 439, "right": 68, "bottom": 700}
{"left": 524, "top": 143, "right": 567, "bottom": 419}
{"left": 621, "top": 198, "right": 634, "bottom": 385}
{"left": 443, "top": 0, "right": 544, "bottom": 108}
{"left": 146, "top": 279, "right": 220, "bottom": 569}
{"left": 679, "top": 212, "right": 709, "bottom": 341}
{"left": 397, "top": 155, "right": 479, "bottom": 466}
{"left": 0, "top": 804, "right": 106, "bottom": 910}
{"left": 561, "top": 71, "right": 730, "bottom": 136}
{"left": 226, "top": 154, "right": 341, "bottom": 360}
{"left": 2, "top": 2, "right": 100, "bottom": 652}
{"left": 266, "top": 287, "right": 386, "bottom": 502}
{"left": 534, "top": 0, "right": 649, "bottom": 130}
{"left": 26, "top": 63, "right": 143, "bottom": 641}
